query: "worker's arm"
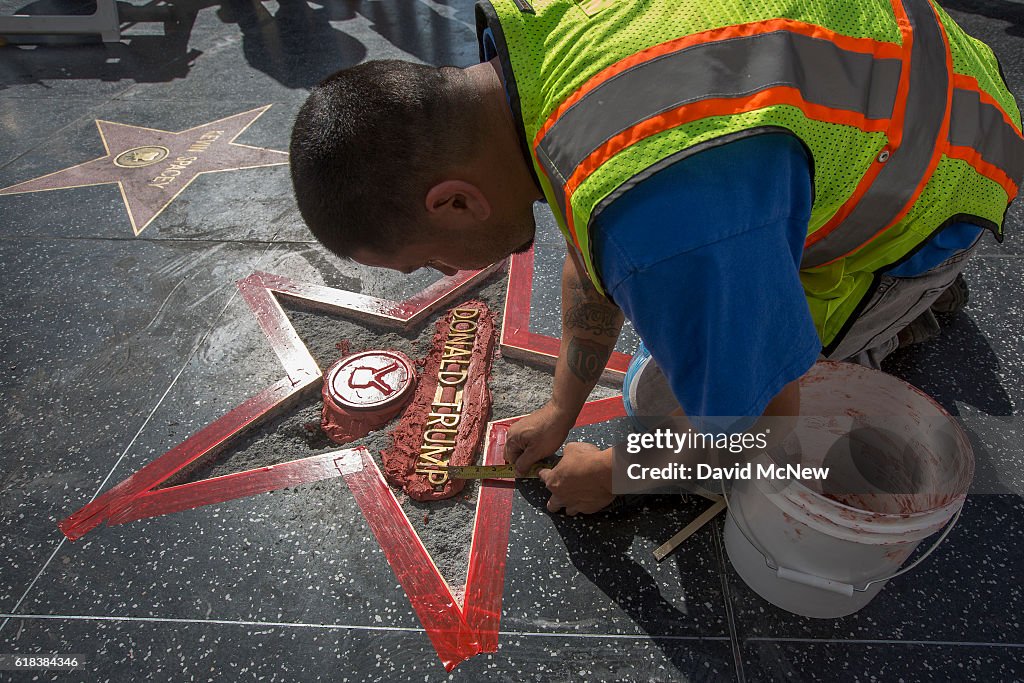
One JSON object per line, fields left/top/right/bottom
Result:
{"left": 504, "top": 245, "right": 624, "bottom": 475}
{"left": 534, "top": 134, "right": 819, "bottom": 515}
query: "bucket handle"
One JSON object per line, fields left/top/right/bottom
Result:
{"left": 722, "top": 479, "right": 964, "bottom": 596}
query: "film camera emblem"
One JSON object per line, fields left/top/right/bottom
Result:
{"left": 113, "top": 146, "right": 170, "bottom": 168}
{"left": 329, "top": 351, "right": 416, "bottom": 410}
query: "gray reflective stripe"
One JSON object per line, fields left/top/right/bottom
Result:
{"left": 538, "top": 30, "right": 900, "bottom": 193}
{"left": 802, "top": 0, "right": 949, "bottom": 268}
{"left": 949, "top": 88, "right": 1024, "bottom": 186}
{"left": 536, "top": 144, "right": 570, "bottom": 226}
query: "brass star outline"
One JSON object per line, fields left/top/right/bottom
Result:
{"left": 0, "top": 106, "right": 288, "bottom": 235}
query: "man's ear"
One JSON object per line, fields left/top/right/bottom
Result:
{"left": 425, "top": 180, "right": 491, "bottom": 223}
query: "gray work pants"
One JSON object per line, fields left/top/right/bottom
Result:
{"left": 824, "top": 237, "right": 981, "bottom": 368}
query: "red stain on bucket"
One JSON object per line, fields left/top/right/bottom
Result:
{"left": 724, "top": 361, "right": 974, "bottom": 618}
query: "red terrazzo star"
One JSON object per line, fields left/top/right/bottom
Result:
{"left": 0, "top": 106, "right": 288, "bottom": 235}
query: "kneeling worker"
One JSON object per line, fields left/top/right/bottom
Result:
{"left": 289, "top": 0, "right": 1024, "bottom": 514}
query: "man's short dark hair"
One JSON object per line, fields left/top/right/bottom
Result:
{"left": 289, "top": 60, "right": 482, "bottom": 258}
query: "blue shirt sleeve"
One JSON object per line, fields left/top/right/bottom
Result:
{"left": 592, "top": 133, "right": 821, "bottom": 422}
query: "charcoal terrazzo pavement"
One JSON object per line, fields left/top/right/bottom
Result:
{"left": 1, "top": 0, "right": 1022, "bottom": 681}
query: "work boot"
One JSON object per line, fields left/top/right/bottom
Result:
{"left": 897, "top": 308, "right": 941, "bottom": 347}
{"left": 930, "top": 273, "right": 970, "bottom": 315}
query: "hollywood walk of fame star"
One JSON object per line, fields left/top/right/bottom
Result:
{"left": 0, "top": 106, "right": 289, "bottom": 235}
{"left": 56, "top": 257, "right": 631, "bottom": 670}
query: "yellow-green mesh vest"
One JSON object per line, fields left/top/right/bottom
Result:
{"left": 476, "top": 0, "right": 1022, "bottom": 349}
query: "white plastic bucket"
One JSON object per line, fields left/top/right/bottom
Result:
{"left": 723, "top": 361, "right": 974, "bottom": 618}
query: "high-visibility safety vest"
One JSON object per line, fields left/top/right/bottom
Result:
{"left": 476, "top": 0, "right": 1024, "bottom": 351}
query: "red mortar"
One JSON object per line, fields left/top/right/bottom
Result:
{"left": 382, "top": 300, "right": 496, "bottom": 501}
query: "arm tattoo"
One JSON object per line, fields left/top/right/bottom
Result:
{"left": 564, "top": 301, "right": 619, "bottom": 337}
{"left": 564, "top": 279, "right": 619, "bottom": 337}
{"left": 567, "top": 337, "right": 607, "bottom": 383}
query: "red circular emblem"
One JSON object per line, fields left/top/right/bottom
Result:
{"left": 325, "top": 350, "right": 416, "bottom": 411}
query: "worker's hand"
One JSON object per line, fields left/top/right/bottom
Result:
{"left": 504, "top": 401, "right": 577, "bottom": 476}
{"left": 539, "top": 442, "right": 615, "bottom": 516}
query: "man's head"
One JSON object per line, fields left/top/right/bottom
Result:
{"left": 289, "top": 59, "right": 537, "bottom": 275}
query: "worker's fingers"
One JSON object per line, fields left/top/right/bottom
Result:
{"left": 503, "top": 404, "right": 576, "bottom": 475}
{"left": 546, "top": 494, "right": 566, "bottom": 513}
{"left": 513, "top": 447, "right": 547, "bottom": 476}
{"left": 503, "top": 431, "right": 525, "bottom": 464}
{"left": 537, "top": 467, "right": 552, "bottom": 484}
{"left": 565, "top": 508, "right": 579, "bottom": 517}
{"left": 503, "top": 431, "right": 546, "bottom": 472}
